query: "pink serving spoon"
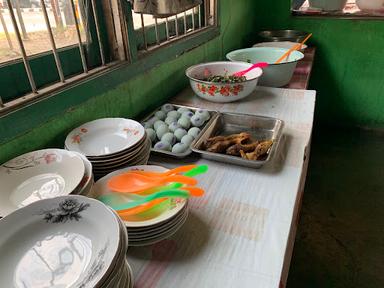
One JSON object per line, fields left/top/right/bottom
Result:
{"left": 233, "top": 62, "right": 269, "bottom": 77}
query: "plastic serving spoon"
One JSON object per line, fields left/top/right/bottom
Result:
{"left": 128, "top": 164, "right": 197, "bottom": 178}
{"left": 107, "top": 173, "right": 198, "bottom": 193}
{"left": 233, "top": 62, "right": 269, "bottom": 77}
{"left": 99, "top": 189, "right": 191, "bottom": 211}
{"left": 147, "top": 165, "right": 208, "bottom": 191}
{"left": 106, "top": 165, "right": 208, "bottom": 215}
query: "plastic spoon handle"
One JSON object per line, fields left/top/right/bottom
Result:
{"left": 233, "top": 62, "right": 269, "bottom": 77}
{"left": 108, "top": 173, "right": 198, "bottom": 193}
{"left": 168, "top": 165, "right": 209, "bottom": 190}
{"left": 275, "top": 33, "right": 312, "bottom": 64}
{"left": 128, "top": 164, "right": 197, "bottom": 178}
{"left": 99, "top": 189, "right": 190, "bottom": 211}
{"left": 117, "top": 198, "right": 167, "bottom": 217}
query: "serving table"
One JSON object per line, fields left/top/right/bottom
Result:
{"left": 127, "top": 86, "right": 316, "bottom": 288}
{"left": 286, "top": 47, "right": 316, "bottom": 90}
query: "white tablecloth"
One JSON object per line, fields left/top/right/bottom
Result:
{"left": 127, "top": 86, "right": 316, "bottom": 288}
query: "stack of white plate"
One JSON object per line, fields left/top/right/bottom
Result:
{"left": 65, "top": 118, "right": 150, "bottom": 179}
{"left": 0, "top": 195, "right": 133, "bottom": 288}
{"left": 92, "top": 165, "right": 189, "bottom": 246}
{"left": 0, "top": 149, "right": 93, "bottom": 218}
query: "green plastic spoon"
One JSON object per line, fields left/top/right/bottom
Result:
{"left": 99, "top": 189, "right": 190, "bottom": 211}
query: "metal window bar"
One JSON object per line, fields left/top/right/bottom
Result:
{"left": 134, "top": 2, "right": 215, "bottom": 51}
{"left": 183, "top": 12, "right": 187, "bottom": 34}
{"left": 154, "top": 17, "right": 160, "bottom": 45}
{"left": 91, "top": 0, "right": 106, "bottom": 65}
{"left": 140, "top": 14, "right": 148, "bottom": 49}
{"left": 69, "top": 0, "right": 88, "bottom": 73}
{"left": 165, "top": 17, "right": 170, "bottom": 40}
{"left": 0, "top": 9, "right": 13, "bottom": 50}
{"left": 191, "top": 8, "right": 195, "bottom": 31}
{"left": 40, "top": 0, "right": 65, "bottom": 83}
{"left": 6, "top": 0, "right": 37, "bottom": 93}
{"left": 174, "top": 14, "right": 179, "bottom": 37}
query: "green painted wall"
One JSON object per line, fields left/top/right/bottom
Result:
{"left": 0, "top": 0, "right": 256, "bottom": 164}
{"left": 251, "top": 1, "right": 384, "bottom": 128}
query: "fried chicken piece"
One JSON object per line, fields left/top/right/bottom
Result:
{"left": 240, "top": 140, "right": 273, "bottom": 160}
{"left": 204, "top": 132, "right": 251, "bottom": 148}
{"left": 226, "top": 141, "right": 259, "bottom": 156}
{"left": 205, "top": 133, "right": 251, "bottom": 153}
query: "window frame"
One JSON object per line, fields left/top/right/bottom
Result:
{"left": 0, "top": 0, "right": 220, "bottom": 144}
{"left": 1, "top": 0, "right": 112, "bottom": 100}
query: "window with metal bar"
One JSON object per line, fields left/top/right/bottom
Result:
{"left": 0, "top": 0, "right": 218, "bottom": 115}
{"left": 131, "top": 0, "right": 217, "bottom": 54}
{"left": 0, "top": 0, "right": 121, "bottom": 114}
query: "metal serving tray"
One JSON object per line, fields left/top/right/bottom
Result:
{"left": 141, "top": 104, "right": 219, "bottom": 158}
{"left": 191, "top": 112, "right": 284, "bottom": 168}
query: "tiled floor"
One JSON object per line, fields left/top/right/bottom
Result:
{"left": 287, "top": 127, "right": 384, "bottom": 288}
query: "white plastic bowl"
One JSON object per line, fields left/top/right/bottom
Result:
{"left": 185, "top": 61, "right": 263, "bottom": 103}
{"left": 226, "top": 47, "right": 304, "bottom": 87}
{"left": 253, "top": 41, "right": 307, "bottom": 52}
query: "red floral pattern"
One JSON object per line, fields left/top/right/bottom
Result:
{"left": 196, "top": 83, "right": 244, "bottom": 97}
{"left": 123, "top": 128, "right": 140, "bottom": 135}
{"left": 72, "top": 127, "right": 88, "bottom": 144}
{"left": 44, "top": 153, "right": 57, "bottom": 164}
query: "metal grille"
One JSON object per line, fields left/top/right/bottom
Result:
{"left": 133, "top": 0, "right": 217, "bottom": 52}
{"left": 0, "top": 0, "right": 217, "bottom": 115}
{"left": 0, "top": 0, "right": 113, "bottom": 113}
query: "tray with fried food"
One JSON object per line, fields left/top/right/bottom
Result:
{"left": 191, "top": 112, "right": 283, "bottom": 168}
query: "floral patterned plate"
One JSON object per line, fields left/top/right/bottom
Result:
{"left": 0, "top": 149, "right": 85, "bottom": 217}
{"left": 0, "top": 196, "right": 121, "bottom": 288}
{"left": 65, "top": 118, "right": 145, "bottom": 157}
{"left": 91, "top": 165, "right": 187, "bottom": 228}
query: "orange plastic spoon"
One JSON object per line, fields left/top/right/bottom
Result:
{"left": 129, "top": 164, "right": 197, "bottom": 178}
{"left": 107, "top": 173, "right": 198, "bottom": 193}
{"left": 118, "top": 198, "right": 166, "bottom": 217}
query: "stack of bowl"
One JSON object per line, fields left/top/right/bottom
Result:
{"left": 0, "top": 195, "right": 133, "bottom": 287}
{"left": 91, "top": 165, "right": 189, "bottom": 246}
{"left": 0, "top": 148, "right": 93, "bottom": 218}
{"left": 65, "top": 118, "right": 150, "bottom": 179}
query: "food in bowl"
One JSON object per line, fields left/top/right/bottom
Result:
{"left": 226, "top": 47, "right": 304, "bottom": 87}
{"left": 203, "top": 75, "right": 247, "bottom": 83}
{"left": 203, "top": 132, "right": 273, "bottom": 161}
{"left": 185, "top": 61, "right": 263, "bottom": 103}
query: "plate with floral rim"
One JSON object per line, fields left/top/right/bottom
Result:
{"left": 0, "top": 195, "right": 121, "bottom": 288}
{"left": 0, "top": 149, "right": 85, "bottom": 217}
{"left": 65, "top": 118, "right": 145, "bottom": 157}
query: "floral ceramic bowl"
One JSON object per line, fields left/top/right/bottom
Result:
{"left": 185, "top": 61, "right": 263, "bottom": 103}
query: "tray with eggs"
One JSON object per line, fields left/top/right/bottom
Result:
{"left": 191, "top": 112, "right": 284, "bottom": 168}
{"left": 141, "top": 104, "right": 219, "bottom": 158}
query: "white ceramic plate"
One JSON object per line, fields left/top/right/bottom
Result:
{"left": 65, "top": 118, "right": 145, "bottom": 157}
{"left": 71, "top": 152, "right": 93, "bottom": 195}
{"left": 92, "top": 165, "right": 187, "bottom": 227}
{"left": 128, "top": 208, "right": 188, "bottom": 240}
{"left": 128, "top": 210, "right": 189, "bottom": 246}
{"left": 0, "top": 196, "right": 121, "bottom": 288}
{"left": 0, "top": 149, "right": 85, "bottom": 217}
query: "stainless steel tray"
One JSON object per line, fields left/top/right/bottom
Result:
{"left": 141, "top": 104, "right": 219, "bottom": 158}
{"left": 191, "top": 112, "right": 284, "bottom": 168}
